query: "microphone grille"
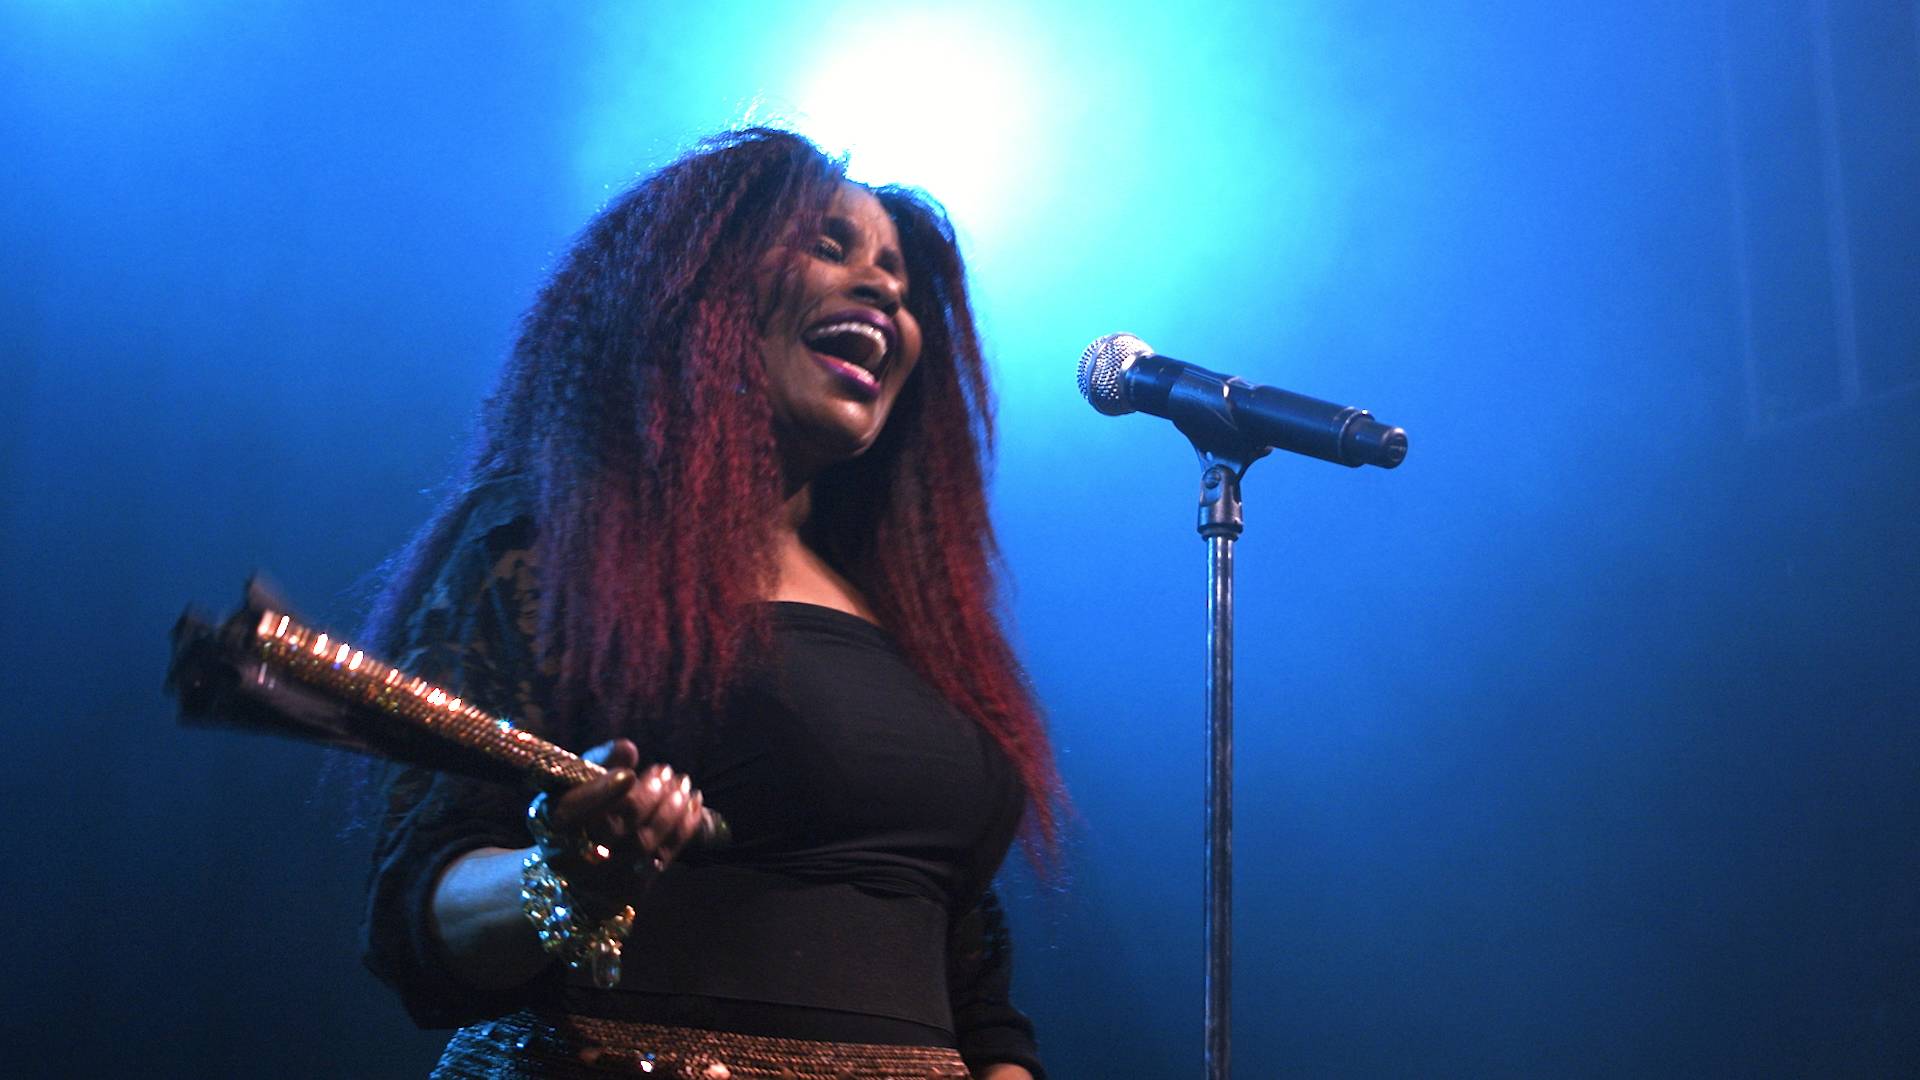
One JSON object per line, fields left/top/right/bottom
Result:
{"left": 1077, "top": 332, "right": 1153, "bottom": 416}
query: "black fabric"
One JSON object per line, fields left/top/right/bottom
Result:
{"left": 584, "top": 865, "right": 955, "bottom": 1032}
{"left": 361, "top": 478, "right": 1045, "bottom": 1078}
{"left": 688, "top": 602, "right": 1024, "bottom": 914}
{"left": 561, "top": 991, "right": 952, "bottom": 1047}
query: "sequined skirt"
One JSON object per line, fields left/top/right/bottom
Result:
{"left": 430, "top": 1011, "right": 971, "bottom": 1080}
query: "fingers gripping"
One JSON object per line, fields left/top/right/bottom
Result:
{"left": 546, "top": 743, "right": 709, "bottom": 875}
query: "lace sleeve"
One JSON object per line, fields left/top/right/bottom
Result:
{"left": 947, "top": 886, "right": 1046, "bottom": 1079}
{"left": 359, "top": 484, "right": 564, "bottom": 1028}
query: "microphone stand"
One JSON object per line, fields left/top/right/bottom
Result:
{"left": 1153, "top": 364, "right": 1274, "bottom": 1080}
{"left": 1081, "top": 337, "right": 1406, "bottom": 1078}
{"left": 1160, "top": 383, "right": 1268, "bottom": 1080}
{"left": 1199, "top": 459, "right": 1237, "bottom": 1080}
{"left": 1079, "top": 332, "right": 1408, "bottom": 1077}
{"left": 1189, "top": 437, "right": 1398, "bottom": 1079}
{"left": 1194, "top": 446, "right": 1264, "bottom": 1080}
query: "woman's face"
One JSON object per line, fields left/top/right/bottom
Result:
{"left": 757, "top": 182, "right": 923, "bottom": 481}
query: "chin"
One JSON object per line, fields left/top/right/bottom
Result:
{"left": 822, "top": 426, "right": 882, "bottom": 461}
{"left": 777, "top": 412, "right": 884, "bottom": 473}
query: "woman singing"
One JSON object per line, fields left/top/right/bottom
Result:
{"left": 359, "top": 128, "right": 1059, "bottom": 1079}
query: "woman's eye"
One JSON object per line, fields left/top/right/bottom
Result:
{"left": 812, "top": 236, "right": 845, "bottom": 262}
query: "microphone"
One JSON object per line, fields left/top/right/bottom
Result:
{"left": 1078, "top": 333, "right": 1408, "bottom": 469}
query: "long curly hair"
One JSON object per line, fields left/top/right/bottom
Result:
{"left": 363, "top": 128, "right": 1059, "bottom": 851}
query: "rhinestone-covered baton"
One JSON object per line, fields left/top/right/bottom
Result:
{"left": 166, "top": 577, "right": 729, "bottom": 843}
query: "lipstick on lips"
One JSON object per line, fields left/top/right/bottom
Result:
{"left": 809, "top": 349, "right": 882, "bottom": 400}
{"left": 801, "top": 308, "right": 896, "bottom": 401}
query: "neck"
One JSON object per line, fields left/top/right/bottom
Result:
{"left": 779, "top": 480, "right": 813, "bottom": 538}
{"left": 767, "top": 478, "right": 879, "bottom": 624}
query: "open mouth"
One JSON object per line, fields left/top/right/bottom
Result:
{"left": 801, "top": 314, "right": 894, "bottom": 396}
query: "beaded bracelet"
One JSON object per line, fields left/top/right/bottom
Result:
{"left": 519, "top": 848, "right": 636, "bottom": 989}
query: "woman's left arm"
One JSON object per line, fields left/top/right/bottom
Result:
{"left": 948, "top": 887, "right": 1047, "bottom": 1080}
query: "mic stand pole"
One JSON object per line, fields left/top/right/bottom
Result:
{"left": 1193, "top": 444, "right": 1266, "bottom": 1080}
{"left": 1157, "top": 363, "right": 1270, "bottom": 1079}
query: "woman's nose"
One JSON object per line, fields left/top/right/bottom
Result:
{"left": 846, "top": 264, "right": 904, "bottom": 313}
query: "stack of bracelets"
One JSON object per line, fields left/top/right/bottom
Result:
{"left": 520, "top": 792, "right": 639, "bottom": 989}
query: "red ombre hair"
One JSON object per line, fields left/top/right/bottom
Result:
{"left": 365, "top": 129, "right": 1060, "bottom": 851}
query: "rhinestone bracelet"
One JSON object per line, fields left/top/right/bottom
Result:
{"left": 519, "top": 848, "right": 636, "bottom": 989}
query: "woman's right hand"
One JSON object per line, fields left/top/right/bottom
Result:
{"left": 542, "top": 739, "right": 709, "bottom": 886}
{"left": 430, "top": 741, "right": 707, "bottom": 989}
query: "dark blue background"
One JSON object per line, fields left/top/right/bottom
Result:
{"left": 4, "top": 3, "right": 1915, "bottom": 1076}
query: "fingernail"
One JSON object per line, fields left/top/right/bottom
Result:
{"left": 647, "top": 774, "right": 663, "bottom": 793}
{"left": 678, "top": 774, "right": 692, "bottom": 795}
{"left": 609, "top": 769, "right": 633, "bottom": 786}
{"left": 670, "top": 789, "right": 686, "bottom": 808}
{"left": 660, "top": 765, "right": 675, "bottom": 780}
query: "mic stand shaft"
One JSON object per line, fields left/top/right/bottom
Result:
{"left": 1162, "top": 361, "right": 1269, "bottom": 1079}
{"left": 1198, "top": 461, "right": 1243, "bottom": 1080}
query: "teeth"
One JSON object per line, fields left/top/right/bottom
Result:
{"left": 804, "top": 321, "right": 889, "bottom": 367}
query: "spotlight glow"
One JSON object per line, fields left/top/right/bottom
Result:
{"left": 787, "top": 7, "right": 1052, "bottom": 233}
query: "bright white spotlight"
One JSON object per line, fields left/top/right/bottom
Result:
{"left": 787, "top": 8, "right": 1049, "bottom": 233}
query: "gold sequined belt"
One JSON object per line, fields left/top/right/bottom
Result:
{"left": 432, "top": 1011, "right": 971, "bottom": 1080}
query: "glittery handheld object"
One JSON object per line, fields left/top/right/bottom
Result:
{"left": 166, "top": 577, "right": 730, "bottom": 844}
